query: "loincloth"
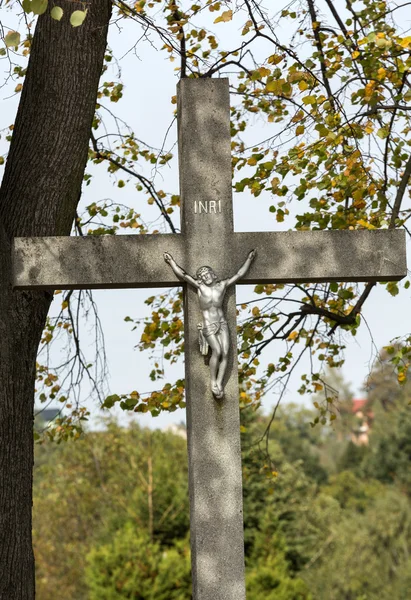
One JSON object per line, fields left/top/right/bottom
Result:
{"left": 197, "top": 320, "right": 228, "bottom": 356}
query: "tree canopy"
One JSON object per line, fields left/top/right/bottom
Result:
{"left": 33, "top": 364, "right": 411, "bottom": 598}
{"left": 4, "top": 0, "right": 408, "bottom": 433}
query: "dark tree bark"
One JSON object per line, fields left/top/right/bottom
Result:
{"left": 0, "top": 1, "right": 112, "bottom": 597}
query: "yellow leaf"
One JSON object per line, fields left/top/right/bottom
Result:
{"left": 400, "top": 36, "right": 411, "bottom": 48}
{"left": 134, "top": 0, "right": 145, "bottom": 12}
{"left": 364, "top": 80, "right": 376, "bottom": 100}
{"left": 257, "top": 67, "right": 271, "bottom": 78}
{"left": 265, "top": 79, "right": 284, "bottom": 94}
{"left": 214, "top": 9, "right": 232, "bottom": 24}
{"left": 252, "top": 306, "right": 260, "bottom": 317}
{"left": 288, "top": 330, "right": 298, "bottom": 341}
{"left": 352, "top": 50, "right": 360, "bottom": 59}
{"left": 357, "top": 219, "right": 376, "bottom": 230}
{"left": 268, "top": 54, "right": 282, "bottom": 65}
{"left": 296, "top": 125, "right": 305, "bottom": 135}
{"left": 298, "top": 80, "right": 308, "bottom": 91}
{"left": 266, "top": 80, "right": 279, "bottom": 93}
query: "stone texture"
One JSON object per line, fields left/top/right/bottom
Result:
{"left": 14, "top": 229, "right": 406, "bottom": 290}
{"left": 178, "top": 78, "right": 246, "bottom": 600}
{"left": 13, "top": 234, "right": 184, "bottom": 289}
{"left": 233, "top": 229, "right": 407, "bottom": 283}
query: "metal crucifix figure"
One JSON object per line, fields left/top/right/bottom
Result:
{"left": 164, "top": 249, "right": 256, "bottom": 399}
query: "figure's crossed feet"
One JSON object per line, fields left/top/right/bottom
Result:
{"left": 212, "top": 383, "right": 224, "bottom": 400}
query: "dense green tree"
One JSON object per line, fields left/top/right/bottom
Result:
{"left": 322, "top": 470, "right": 383, "bottom": 512}
{"left": 86, "top": 525, "right": 191, "bottom": 600}
{"left": 34, "top": 423, "right": 189, "bottom": 599}
{"left": 32, "top": 394, "right": 411, "bottom": 600}
{"left": 304, "top": 489, "right": 411, "bottom": 600}
{"left": 363, "top": 403, "right": 411, "bottom": 492}
{"left": 246, "top": 551, "right": 312, "bottom": 600}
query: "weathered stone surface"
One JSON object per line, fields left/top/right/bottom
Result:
{"left": 14, "top": 229, "right": 406, "bottom": 290}
{"left": 178, "top": 78, "right": 246, "bottom": 600}
{"left": 13, "top": 234, "right": 183, "bottom": 289}
{"left": 234, "top": 229, "right": 407, "bottom": 283}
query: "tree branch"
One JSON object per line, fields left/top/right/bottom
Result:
{"left": 90, "top": 132, "right": 177, "bottom": 233}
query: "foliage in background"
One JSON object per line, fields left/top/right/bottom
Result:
{"left": 34, "top": 364, "right": 411, "bottom": 599}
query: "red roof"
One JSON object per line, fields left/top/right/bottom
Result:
{"left": 352, "top": 398, "right": 368, "bottom": 413}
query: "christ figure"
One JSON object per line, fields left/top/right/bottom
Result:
{"left": 164, "top": 249, "right": 256, "bottom": 400}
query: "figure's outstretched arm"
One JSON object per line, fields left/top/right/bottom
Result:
{"left": 225, "top": 249, "right": 256, "bottom": 287}
{"left": 164, "top": 252, "right": 200, "bottom": 289}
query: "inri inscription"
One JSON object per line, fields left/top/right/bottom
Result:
{"left": 194, "top": 200, "right": 222, "bottom": 214}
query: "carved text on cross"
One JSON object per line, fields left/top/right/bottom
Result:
{"left": 13, "top": 79, "right": 406, "bottom": 600}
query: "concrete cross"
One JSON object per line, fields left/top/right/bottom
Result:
{"left": 14, "top": 79, "right": 406, "bottom": 600}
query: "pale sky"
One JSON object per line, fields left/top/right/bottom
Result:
{"left": 1, "top": 4, "right": 410, "bottom": 430}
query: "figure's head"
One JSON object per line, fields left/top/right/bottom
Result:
{"left": 196, "top": 265, "right": 217, "bottom": 285}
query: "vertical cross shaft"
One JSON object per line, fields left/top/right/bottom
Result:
{"left": 177, "top": 79, "right": 246, "bottom": 599}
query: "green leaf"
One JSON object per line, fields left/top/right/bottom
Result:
{"left": 70, "top": 9, "right": 87, "bottom": 27}
{"left": 5, "top": 31, "right": 21, "bottom": 48}
{"left": 32, "top": 0, "right": 48, "bottom": 15}
{"left": 330, "top": 282, "right": 338, "bottom": 293}
{"left": 302, "top": 95, "right": 317, "bottom": 105}
{"left": 50, "top": 6, "right": 63, "bottom": 20}
{"left": 338, "top": 288, "right": 353, "bottom": 300}
{"left": 22, "top": 0, "right": 32, "bottom": 13}
{"left": 386, "top": 281, "right": 399, "bottom": 297}
{"left": 377, "top": 127, "right": 389, "bottom": 139}
{"left": 102, "top": 394, "right": 120, "bottom": 409}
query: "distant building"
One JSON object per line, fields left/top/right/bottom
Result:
{"left": 351, "top": 398, "right": 374, "bottom": 446}
{"left": 34, "top": 407, "right": 60, "bottom": 429}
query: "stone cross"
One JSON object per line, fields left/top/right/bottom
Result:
{"left": 13, "top": 79, "right": 406, "bottom": 600}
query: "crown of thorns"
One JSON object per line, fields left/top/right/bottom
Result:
{"left": 196, "top": 266, "right": 215, "bottom": 278}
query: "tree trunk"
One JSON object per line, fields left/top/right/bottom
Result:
{"left": 0, "top": 1, "right": 111, "bottom": 597}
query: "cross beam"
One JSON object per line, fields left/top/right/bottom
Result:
{"left": 14, "top": 228, "right": 405, "bottom": 289}
{"left": 12, "top": 79, "right": 407, "bottom": 600}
